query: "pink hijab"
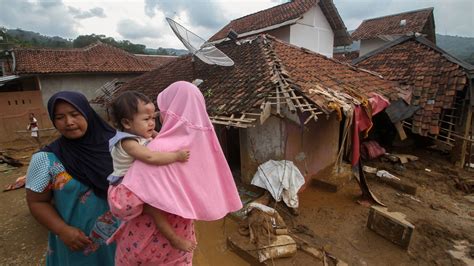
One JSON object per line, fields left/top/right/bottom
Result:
{"left": 121, "top": 81, "right": 242, "bottom": 220}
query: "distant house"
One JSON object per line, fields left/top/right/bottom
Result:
{"left": 0, "top": 42, "right": 161, "bottom": 141}
{"left": 351, "top": 8, "right": 435, "bottom": 56}
{"left": 354, "top": 35, "right": 474, "bottom": 165}
{"left": 208, "top": 0, "right": 351, "bottom": 58}
{"left": 134, "top": 54, "right": 178, "bottom": 68}
{"left": 108, "top": 35, "right": 400, "bottom": 186}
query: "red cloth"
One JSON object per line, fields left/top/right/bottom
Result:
{"left": 360, "top": 141, "right": 386, "bottom": 160}
{"left": 351, "top": 93, "right": 390, "bottom": 166}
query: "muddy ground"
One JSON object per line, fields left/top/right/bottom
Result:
{"left": 0, "top": 140, "right": 473, "bottom": 265}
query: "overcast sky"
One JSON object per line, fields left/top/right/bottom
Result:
{"left": 0, "top": 0, "right": 472, "bottom": 49}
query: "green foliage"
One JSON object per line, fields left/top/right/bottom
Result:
{"left": 465, "top": 52, "right": 474, "bottom": 65}
{"left": 0, "top": 28, "right": 150, "bottom": 54}
{"left": 156, "top": 47, "right": 171, "bottom": 55}
{"left": 436, "top": 34, "right": 474, "bottom": 64}
{"left": 204, "top": 89, "right": 213, "bottom": 98}
{"left": 72, "top": 34, "right": 146, "bottom": 54}
{"left": 4, "top": 28, "right": 72, "bottom": 48}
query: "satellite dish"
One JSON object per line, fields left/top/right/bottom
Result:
{"left": 166, "top": 17, "right": 234, "bottom": 66}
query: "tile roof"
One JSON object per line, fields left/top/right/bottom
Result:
{"left": 333, "top": 51, "right": 360, "bottom": 63}
{"left": 10, "top": 42, "right": 157, "bottom": 74}
{"left": 134, "top": 55, "right": 179, "bottom": 68}
{"left": 113, "top": 35, "right": 399, "bottom": 127}
{"left": 351, "top": 8, "right": 434, "bottom": 41}
{"left": 354, "top": 36, "right": 473, "bottom": 136}
{"left": 208, "top": 0, "right": 351, "bottom": 46}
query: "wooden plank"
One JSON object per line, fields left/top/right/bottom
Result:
{"left": 227, "top": 234, "right": 266, "bottom": 266}
{"left": 394, "top": 121, "right": 407, "bottom": 141}
{"left": 460, "top": 107, "right": 473, "bottom": 167}
{"left": 378, "top": 176, "right": 418, "bottom": 195}
{"left": 260, "top": 102, "right": 271, "bottom": 125}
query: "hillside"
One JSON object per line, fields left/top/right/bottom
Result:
{"left": 1, "top": 27, "right": 472, "bottom": 64}
{"left": 436, "top": 34, "right": 474, "bottom": 64}
{"left": 0, "top": 27, "right": 186, "bottom": 55}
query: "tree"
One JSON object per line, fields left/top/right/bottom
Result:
{"left": 72, "top": 34, "right": 146, "bottom": 54}
{"left": 156, "top": 47, "right": 170, "bottom": 55}
{"left": 73, "top": 34, "right": 105, "bottom": 48}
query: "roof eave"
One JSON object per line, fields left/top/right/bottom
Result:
{"left": 209, "top": 18, "right": 300, "bottom": 44}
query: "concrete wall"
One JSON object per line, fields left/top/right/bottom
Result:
{"left": 38, "top": 73, "right": 140, "bottom": 107}
{"left": 0, "top": 90, "right": 51, "bottom": 141}
{"left": 240, "top": 116, "right": 285, "bottom": 183}
{"left": 290, "top": 5, "right": 334, "bottom": 57}
{"left": 360, "top": 38, "right": 387, "bottom": 56}
{"left": 239, "top": 112, "right": 340, "bottom": 185}
{"left": 285, "top": 113, "right": 340, "bottom": 184}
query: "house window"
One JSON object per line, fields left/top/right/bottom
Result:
{"left": 8, "top": 100, "right": 11, "bottom": 105}
{"left": 15, "top": 100, "right": 18, "bottom": 105}
{"left": 22, "top": 100, "right": 25, "bottom": 104}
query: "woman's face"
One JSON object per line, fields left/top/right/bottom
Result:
{"left": 53, "top": 101, "right": 88, "bottom": 139}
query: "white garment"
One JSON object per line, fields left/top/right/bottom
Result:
{"left": 251, "top": 160, "right": 305, "bottom": 208}
{"left": 28, "top": 118, "right": 39, "bottom": 137}
{"left": 110, "top": 135, "right": 150, "bottom": 177}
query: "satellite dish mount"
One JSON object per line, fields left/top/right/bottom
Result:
{"left": 166, "top": 17, "right": 234, "bottom": 67}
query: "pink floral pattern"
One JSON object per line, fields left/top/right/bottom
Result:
{"left": 108, "top": 185, "right": 195, "bottom": 265}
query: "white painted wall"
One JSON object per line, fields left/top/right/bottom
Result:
{"left": 289, "top": 5, "right": 334, "bottom": 57}
{"left": 359, "top": 38, "right": 387, "bottom": 56}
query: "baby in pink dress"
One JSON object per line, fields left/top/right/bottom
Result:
{"left": 108, "top": 81, "right": 242, "bottom": 265}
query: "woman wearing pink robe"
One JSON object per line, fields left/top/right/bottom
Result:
{"left": 108, "top": 81, "right": 242, "bottom": 265}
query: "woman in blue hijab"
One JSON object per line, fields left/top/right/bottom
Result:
{"left": 25, "top": 91, "right": 118, "bottom": 266}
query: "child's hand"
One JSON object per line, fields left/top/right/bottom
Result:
{"left": 176, "top": 150, "right": 190, "bottom": 162}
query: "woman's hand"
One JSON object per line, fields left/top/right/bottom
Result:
{"left": 27, "top": 189, "right": 93, "bottom": 251}
{"left": 58, "top": 225, "right": 92, "bottom": 251}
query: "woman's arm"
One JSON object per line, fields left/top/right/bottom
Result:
{"left": 121, "top": 138, "right": 189, "bottom": 165}
{"left": 26, "top": 189, "right": 92, "bottom": 251}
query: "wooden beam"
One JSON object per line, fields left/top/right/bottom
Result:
{"left": 460, "top": 106, "right": 473, "bottom": 167}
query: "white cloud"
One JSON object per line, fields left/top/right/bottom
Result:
{"left": 0, "top": 0, "right": 472, "bottom": 49}
{"left": 117, "top": 19, "right": 163, "bottom": 39}
{"left": 0, "top": 0, "right": 78, "bottom": 38}
{"left": 68, "top": 6, "right": 106, "bottom": 19}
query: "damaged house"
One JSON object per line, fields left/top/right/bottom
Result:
{"left": 354, "top": 35, "right": 474, "bottom": 167}
{"left": 104, "top": 35, "right": 401, "bottom": 187}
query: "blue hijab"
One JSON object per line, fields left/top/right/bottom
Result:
{"left": 42, "top": 91, "right": 116, "bottom": 198}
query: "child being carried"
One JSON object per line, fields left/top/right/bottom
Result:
{"left": 108, "top": 91, "right": 195, "bottom": 252}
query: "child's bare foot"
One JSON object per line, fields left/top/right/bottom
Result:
{"left": 170, "top": 236, "right": 197, "bottom": 252}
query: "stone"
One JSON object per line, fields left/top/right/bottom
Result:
{"left": 367, "top": 206, "right": 415, "bottom": 249}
